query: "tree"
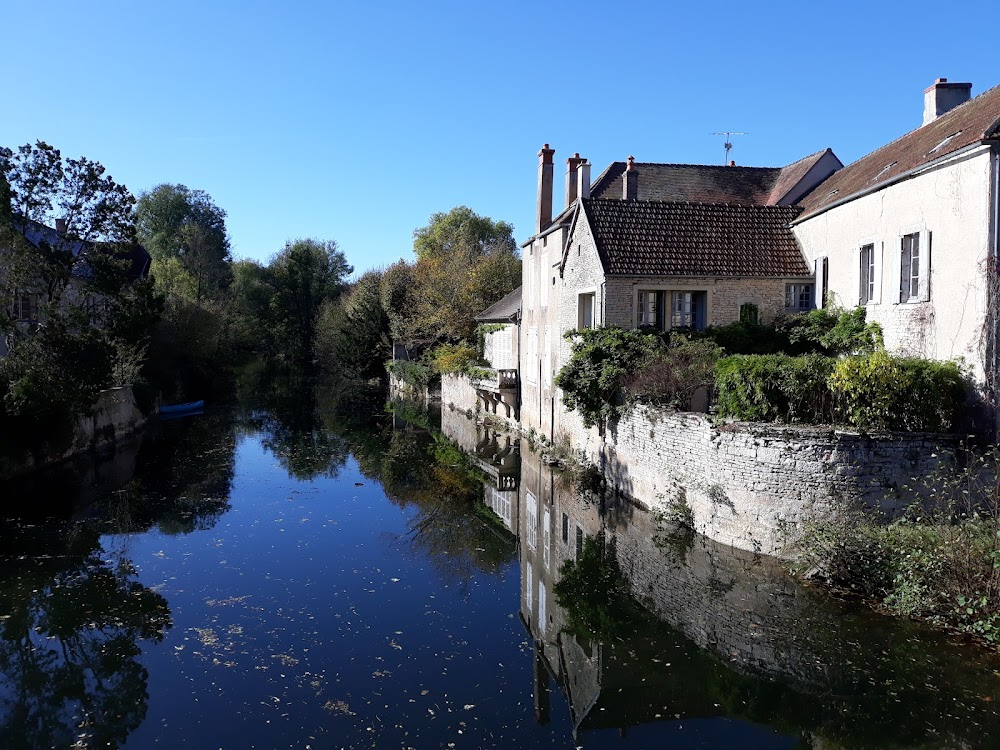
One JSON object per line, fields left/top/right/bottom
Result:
{"left": 268, "top": 239, "right": 353, "bottom": 363}
{"left": 315, "top": 270, "right": 391, "bottom": 380}
{"left": 407, "top": 206, "right": 520, "bottom": 343}
{"left": 135, "top": 184, "right": 232, "bottom": 301}
{"left": 0, "top": 142, "right": 156, "bottom": 442}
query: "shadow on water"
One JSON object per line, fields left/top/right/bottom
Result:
{"left": 439, "top": 403, "right": 1000, "bottom": 750}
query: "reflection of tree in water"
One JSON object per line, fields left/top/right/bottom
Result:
{"left": 0, "top": 522, "right": 171, "bottom": 750}
{"left": 316, "top": 393, "right": 516, "bottom": 585}
{"left": 235, "top": 365, "right": 350, "bottom": 480}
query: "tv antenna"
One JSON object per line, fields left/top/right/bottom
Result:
{"left": 710, "top": 131, "right": 747, "bottom": 164}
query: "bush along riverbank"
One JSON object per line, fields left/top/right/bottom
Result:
{"left": 795, "top": 448, "right": 1000, "bottom": 645}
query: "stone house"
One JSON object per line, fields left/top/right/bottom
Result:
{"left": 472, "top": 285, "right": 521, "bottom": 419}
{"left": 1, "top": 218, "right": 151, "bottom": 357}
{"left": 792, "top": 79, "right": 1000, "bottom": 394}
{"left": 520, "top": 145, "right": 840, "bottom": 439}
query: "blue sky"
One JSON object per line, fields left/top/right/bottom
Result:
{"left": 3, "top": 0, "right": 997, "bottom": 275}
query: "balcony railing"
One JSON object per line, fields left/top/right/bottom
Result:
{"left": 473, "top": 367, "right": 518, "bottom": 391}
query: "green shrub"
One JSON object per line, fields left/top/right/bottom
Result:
{"left": 427, "top": 343, "right": 481, "bottom": 375}
{"left": 779, "top": 305, "right": 883, "bottom": 356}
{"left": 714, "top": 353, "right": 835, "bottom": 423}
{"left": 385, "top": 359, "right": 431, "bottom": 389}
{"left": 692, "top": 321, "right": 787, "bottom": 355}
{"left": 828, "top": 352, "right": 965, "bottom": 432}
{"left": 555, "top": 327, "right": 662, "bottom": 429}
{"left": 626, "top": 336, "right": 723, "bottom": 410}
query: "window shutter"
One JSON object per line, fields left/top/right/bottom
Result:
{"left": 816, "top": 258, "right": 827, "bottom": 308}
{"left": 899, "top": 238, "right": 912, "bottom": 303}
{"left": 821, "top": 257, "right": 829, "bottom": 308}
{"left": 872, "top": 243, "right": 882, "bottom": 304}
{"left": 859, "top": 248, "right": 869, "bottom": 305}
{"left": 918, "top": 231, "right": 931, "bottom": 301}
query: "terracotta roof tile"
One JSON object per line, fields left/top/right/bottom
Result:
{"left": 798, "top": 83, "right": 1000, "bottom": 219}
{"left": 590, "top": 162, "right": 783, "bottom": 204}
{"left": 582, "top": 199, "right": 809, "bottom": 278}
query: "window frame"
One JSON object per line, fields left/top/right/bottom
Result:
{"left": 785, "top": 282, "right": 814, "bottom": 312}
{"left": 634, "top": 286, "right": 710, "bottom": 331}
{"left": 577, "top": 289, "right": 596, "bottom": 330}
{"left": 898, "top": 226, "right": 931, "bottom": 303}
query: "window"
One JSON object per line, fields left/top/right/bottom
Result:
{"left": 785, "top": 283, "right": 813, "bottom": 311}
{"left": 637, "top": 290, "right": 707, "bottom": 330}
{"left": 637, "top": 290, "right": 664, "bottom": 328}
{"left": 540, "top": 252, "right": 549, "bottom": 307}
{"left": 669, "top": 291, "right": 706, "bottom": 329}
{"left": 900, "top": 232, "right": 924, "bottom": 302}
{"left": 578, "top": 292, "right": 595, "bottom": 329}
{"left": 9, "top": 292, "right": 37, "bottom": 322}
{"left": 739, "top": 303, "right": 759, "bottom": 324}
{"left": 575, "top": 526, "right": 584, "bottom": 558}
{"left": 860, "top": 244, "right": 876, "bottom": 304}
{"left": 562, "top": 513, "right": 568, "bottom": 543}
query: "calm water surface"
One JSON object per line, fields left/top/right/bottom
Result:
{"left": 3, "top": 373, "right": 1000, "bottom": 749}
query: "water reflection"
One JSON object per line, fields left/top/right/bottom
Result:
{"left": 0, "top": 521, "right": 171, "bottom": 749}
{"left": 440, "top": 403, "right": 1000, "bottom": 749}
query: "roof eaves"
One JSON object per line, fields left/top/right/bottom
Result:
{"left": 795, "top": 140, "right": 990, "bottom": 223}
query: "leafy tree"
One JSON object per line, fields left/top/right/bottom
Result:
{"left": 315, "top": 270, "right": 391, "bottom": 380}
{"left": 226, "top": 259, "right": 274, "bottom": 353}
{"left": 135, "top": 184, "right": 232, "bottom": 301}
{"left": 0, "top": 142, "right": 157, "bottom": 443}
{"left": 407, "top": 206, "right": 520, "bottom": 343}
{"left": 268, "top": 238, "right": 353, "bottom": 363}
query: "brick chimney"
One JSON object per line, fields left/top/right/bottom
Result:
{"left": 622, "top": 156, "right": 638, "bottom": 200}
{"left": 536, "top": 144, "right": 555, "bottom": 233}
{"left": 578, "top": 159, "right": 591, "bottom": 200}
{"left": 565, "top": 153, "right": 583, "bottom": 208}
{"left": 923, "top": 78, "right": 972, "bottom": 125}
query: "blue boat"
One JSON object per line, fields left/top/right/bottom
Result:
{"left": 159, "top": 400, "right": 205, "bottom": 418}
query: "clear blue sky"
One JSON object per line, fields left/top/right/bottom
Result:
{"left": 3, "top": 0, "right": 997, "bottom": 275}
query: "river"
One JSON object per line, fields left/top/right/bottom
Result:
{"left": 2, "top": 369, "right": 1000, "bottom": 749}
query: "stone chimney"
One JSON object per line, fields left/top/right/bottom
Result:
{"left": 923, "top": 78, "right": 972, "bottom": 125}
{"left": 578, "top": 159, "right": 591, "bottom": 200}
{"left": 55, "top": 218, "right": 67, "bottom": 234}
{"left": 565, "top": 153, "right": 583, "bottom": 208}
{"left": 622, "top": 156, "right": 638, "bottom": 200}
{"left": 536, "top": 144, "right": 555, "bottom": 233}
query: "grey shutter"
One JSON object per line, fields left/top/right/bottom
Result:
{"left": 918, "top": 231, "right": 931, "bottom": 301}
{"left": 899, "top": 238, "right": 911, "bottom": 303}
{"left": 860, "top": 247, "right": 870, "bottom": 304}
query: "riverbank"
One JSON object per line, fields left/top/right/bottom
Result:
{"left": 0, "top": 385, "right": 153, "bottom": 481}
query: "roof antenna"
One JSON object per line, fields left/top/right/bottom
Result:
{"left": 710, "top": 131, "right": 747, "bottom": 165}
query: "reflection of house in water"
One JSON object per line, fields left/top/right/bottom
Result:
{"left": 440, "top": 410, "right": 1000, "bottom": 746}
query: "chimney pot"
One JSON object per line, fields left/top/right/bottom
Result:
{"left": 565, "top": 152, "right": 584, "bottom": 208}
{"left": 623, "top": 157, "right": 638, "bottom": 200}
{"left": 536, "top": 144, "right": 556, "bottom": 232}
{"left": 729, "top": 160, "right": 736, "bottom": 167}
{"left": 923, "top": 78, "right": 972, "bottom": 125}
{"left": 578, "top": 159, "right": 591, "bottom": 200}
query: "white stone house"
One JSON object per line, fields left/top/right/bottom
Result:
{"left": 472, "top": 286, "right": 521, "bottom": 419}
{"left": 520, "top": 145, "right": 841, "bottom": 439}
{"left": 793, "top": 79, "right": 1000, "bottom": 397}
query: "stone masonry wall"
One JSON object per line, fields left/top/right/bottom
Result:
{"left": 440, "top": 373, "right": 479, "bottom": 415}
{"left": 593, "top": 407, "right": 955, "bottom": 556}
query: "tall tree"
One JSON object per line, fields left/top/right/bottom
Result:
{"left": 135, "top": 184, "right": 232, "bottom": 301}
{"left": 408, "top": 206, "right": 520, "bottom": 342}
{"left": 269, "top": 239, "right": 353, "bottom": 363}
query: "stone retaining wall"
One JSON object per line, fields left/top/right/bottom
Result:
{"left": 598, "top": 407, "right": 956, "bottom": 555}
{"left": 1, "top": 386, "right": 151, "bottom": 480}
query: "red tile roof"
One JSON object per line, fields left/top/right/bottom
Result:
{"left": 798, "top": 83, "right": 1000, "bottom": 219}
{"left": 582, "top": 199, "right": 809, "bottom": 278}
